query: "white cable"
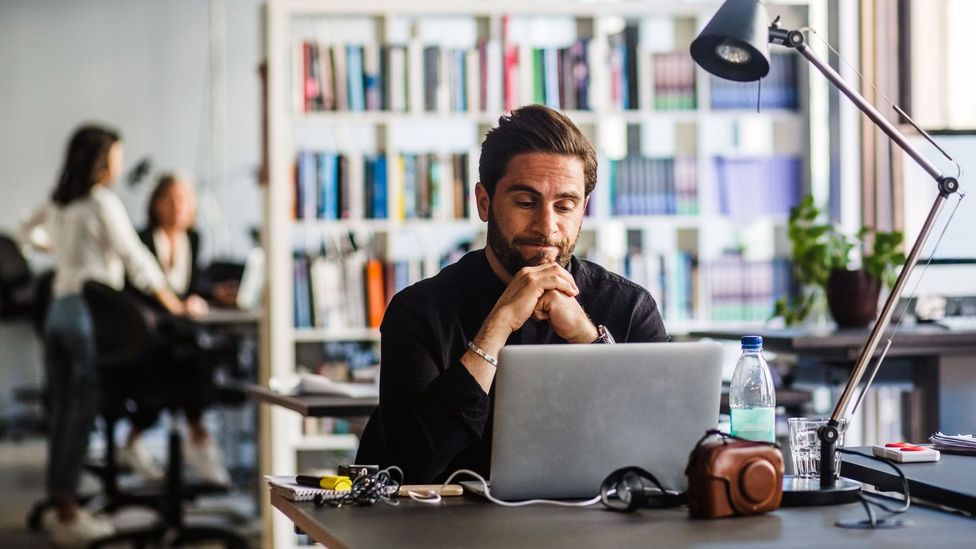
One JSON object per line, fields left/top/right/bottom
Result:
{"left": 407, "top": 490, "right": 442, "bottom": 504}
{"left": 414, "top": 469, "right": 601, "bottom": 508}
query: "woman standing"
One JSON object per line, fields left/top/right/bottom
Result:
{"left": 21, "top": 125, "right": 196, "bottom": 545}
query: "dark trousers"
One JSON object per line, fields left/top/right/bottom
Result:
{"left": 43, "top": 295, "right": 97, "bottom": 500}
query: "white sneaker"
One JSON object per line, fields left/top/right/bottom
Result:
{"left": 184, "top": 437, "right": 231, "bottom": 485}
{"left": 118, "top": 440, "right": 165, "bottom": 481}
{"left": 43, "top": 508, "right": 115, "bottom": 546}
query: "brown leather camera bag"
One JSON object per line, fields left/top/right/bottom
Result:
{"left": 685, "top": 431, "right": 784, "bottom": 518}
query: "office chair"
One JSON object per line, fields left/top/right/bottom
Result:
{"left": 0, "top": 239, "right": 47, "bottom": 442}
{"left": 0, "top": 233, "right": 34, "bottom": 318}
{"left": 82, "top": 281, "right": 248, "bottom": 548}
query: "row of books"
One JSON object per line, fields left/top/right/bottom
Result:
{"left": 707, "top": 255, "right": 791, "bottom": 322}
{"left": 503, "top": 40, "right": 592, "bottom": 112}
{"left": 607, "top": 25, "right": 640, "bottom": 110}
{"left": 293, "top": 245, "right": 798, "bottom": 328}
{"left": 607, "top": 155, "right": 699, "bottom": 216}
{"left": 710, "top": 52, "right": 799, "bottom": 110}
{"left": 294, "top": 151, "right": 470, "bottom": 221}
{"left": 612, "top": 250, "right": 697, "bottom": 322}
{"left": 635, "top": 252, "right": 792, "bottom": 323}
{"left": 713, "top": 155, "right": 804, "bottom": 217}
{"left": 298, "top": 42, "right": 381, "bottom": 112}
{"left": 293, "top": 246, "right": 468, "bottom": 330}
{"left": 293, "top": 251, "right": 381, "bottom": 329}
{"left": 303, "top": 417, "right": 352, "bottom": 437}
{"left": 295, "top": 40, "right": 799, "bottom": 114}
{"left": 296, "top": 36, "right": 593, "bottom": 114}
{"left": 296, "top": 341, "right": 380, "bottom": 381}
{"left": 653, "top": 52, "right": 697, "bottom": 111}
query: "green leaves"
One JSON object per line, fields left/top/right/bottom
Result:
{"left": 864, "top": 230, "right": 906, "bottom": 287}
{"left": 772, "top": 195, "right": 905, "bottom": 325}
{"left": 785, "top": 195, "right": 852, "bottom": 288}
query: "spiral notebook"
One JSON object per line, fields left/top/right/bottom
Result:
{"left": 265, "top": 475, "right": 350, "bottom": 502}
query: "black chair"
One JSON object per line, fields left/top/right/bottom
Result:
{"left": 81, "top": 281, "right": 248, "bottom": 548}
{"left": 0, "top": 239, "right": 47, "bottom": 443}
{"left": 0, "top": 233, "right": 34, "bottom": 318}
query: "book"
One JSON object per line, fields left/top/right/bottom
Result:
{"left": 364, "top": 257, "right": 386, "bottom": 328}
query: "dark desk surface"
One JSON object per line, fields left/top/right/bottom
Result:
{"left": 192, "top": 308, "right": 261, "bottom": 325}
{"left": 270, "top": 489, "right": 976, "bottom": 549}
{"left": 842, "top": 447, "right": 976, "bottom": 513}
{"left": 690, "top": 326, "right": 976, "bottom": 359}
{"left": 248, "top": 384, "right": 377, "bottom": 417}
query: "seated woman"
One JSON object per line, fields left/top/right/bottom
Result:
{"left": 120, "top": 173, "right": 230, "bottom": 485}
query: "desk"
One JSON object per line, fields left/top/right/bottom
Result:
{"left": 192, "top": 308, "right": 261, "bottom": 326}
{"left": 690, "top": 326, "right": 976, "bottom": 439}
{"left": 841, "top": 447, "right": 976, "bottom": 514}
{"left": 269, "top": 490, "right": 976, "bottom": 548}
{"left": 248, "top": 385, "right": 378, "bottom": 417}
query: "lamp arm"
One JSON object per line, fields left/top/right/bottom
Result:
{"left": 785, "top": 31, "right": 948, "bottom": 182}
{"left": 775, "top": 29, "right": 961, "bottom": 487}
{"left": 781, "top": 31, "right": 960, "bottom": 423}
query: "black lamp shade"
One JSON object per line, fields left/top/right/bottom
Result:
{"left": 690, "top": 0, "right": 771, "bottom": 82}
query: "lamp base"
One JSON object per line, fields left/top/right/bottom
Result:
{"left": 780, "top": 475, "right": 861, "bottom": 506}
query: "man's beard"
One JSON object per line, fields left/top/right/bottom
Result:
{"left": 486, "top": 208, "right": 578, "bottom": 276}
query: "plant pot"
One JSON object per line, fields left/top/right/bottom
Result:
{"left": 826, "top": 269, "right": 881, "bottom": 328}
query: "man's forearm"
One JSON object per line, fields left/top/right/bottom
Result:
{"left": 463, "top": 315, "right": 511, "bottom": 394}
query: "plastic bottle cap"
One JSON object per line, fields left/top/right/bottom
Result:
{"left": 741, "top": 335, "right": 763, "bottom": 349}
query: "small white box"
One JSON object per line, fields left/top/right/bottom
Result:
{"left": 872, "top": 444, "right": 941, "bottom": 463}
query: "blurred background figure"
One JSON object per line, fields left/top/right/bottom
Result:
{"left": 120, "top": 173, "right": 231, "bottom": 485}
{"left": 20, "top": 124, "right": 196, "bottom": 546}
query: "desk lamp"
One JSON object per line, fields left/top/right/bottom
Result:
{"left": 691, "top": 0, "right": 960, "bottom": 507}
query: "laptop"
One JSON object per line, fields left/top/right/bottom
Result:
{"left": 485, "top": 341, "right": 723, "bottom": 500}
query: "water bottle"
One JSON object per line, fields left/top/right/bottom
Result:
{"left": 729, "top": 335, "right": 776, "bottom": 442}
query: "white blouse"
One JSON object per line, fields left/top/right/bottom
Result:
{"left": 152, "top": 229, "right": 191, "bottom": 296}
{"left": 20, "top": 185, "right": 166, "bottom": 298}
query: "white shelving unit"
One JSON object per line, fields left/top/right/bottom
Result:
{"left": 262, "top": 1, "right": 825, "bottom": 546}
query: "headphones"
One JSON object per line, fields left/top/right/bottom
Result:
{"left": 600, "top": 466, "right": 686, "bottom": 513}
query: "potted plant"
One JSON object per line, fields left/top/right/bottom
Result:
{"left": 773, "top": 195, "right": 906, "bottom": 327}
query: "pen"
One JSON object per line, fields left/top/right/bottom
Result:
{"left": 296, "top": 475, "right": 352, "bottom": 491}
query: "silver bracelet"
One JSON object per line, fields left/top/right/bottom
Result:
{"left": 467, "top": 341, "right": 498, "bottom": 367}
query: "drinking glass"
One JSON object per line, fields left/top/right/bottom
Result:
{"left": 787, "top": 417, "right": 848, "bottom": 479}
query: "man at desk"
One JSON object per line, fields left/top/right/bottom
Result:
{"left": 359, "top": 105, "right": 668, "bottom": 483}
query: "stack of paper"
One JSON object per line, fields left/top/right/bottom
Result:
{"left": 929, "top": 432, "right": 976, "bottom": 455}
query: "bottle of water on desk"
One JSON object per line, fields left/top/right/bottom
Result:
{"left": 730, "top": 335, "right": 775, "bottom": 442}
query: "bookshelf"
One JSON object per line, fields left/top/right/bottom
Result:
{"left": 263, "top": 1, "right": 825, "bottom": 546}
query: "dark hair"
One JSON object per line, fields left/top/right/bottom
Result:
{"left": 478, "top": 104, "right": 597, "bottom": 197}
{"left": 147, "top": 172, "right": 180, "bottom": 229}
{"left": 51, "top": 125, "right": 121, "bottom": 206}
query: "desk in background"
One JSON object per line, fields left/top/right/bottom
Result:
{"left": 248, "top": 385, "right": 378, "bottom": 417}
{"left": 690, "top": 326, "right": 976, "bottom": 440}
{"left": 842, "top": 447, "right": 976, "bottom": 514}
{"left": 269, "top": 488, "right": 976, "bottom": 548}
{"left": 192, "top": 307, "right": 261, "bottom": 326}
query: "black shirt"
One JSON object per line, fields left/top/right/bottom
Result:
{"left": 357, "top": 249, "right": 668, "bottom": 483}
